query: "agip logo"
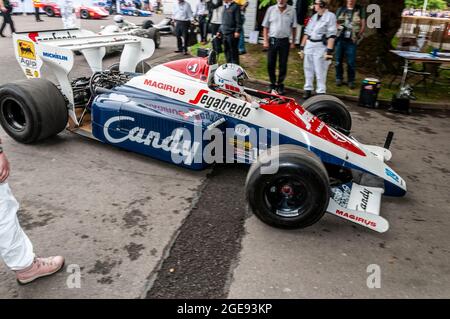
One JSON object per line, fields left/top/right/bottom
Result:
{"left": 17, "top": 40, "right": 36, "bottom": 60}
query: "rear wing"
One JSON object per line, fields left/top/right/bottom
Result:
{"left": 12, "top": 29, "right": 155, "bottom": 125}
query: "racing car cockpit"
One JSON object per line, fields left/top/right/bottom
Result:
{"left": 205, "top": 51, "right": 291, "bottom": 107}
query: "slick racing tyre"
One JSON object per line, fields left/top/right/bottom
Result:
{"left": 142, "top": 19, "right": 154, "bottom": 29}
{"left": 108, "top": 61, "right": 151, "bottom": 74}
{"left": 44, "top": 6, "right": 55, "bottom": 17}
{"left": 246, "top": 145, "right": 330, "bottom": 229}
{"left": 0, "top": 79, "right": 68, "bottom": 144}
{"left": 302, "top": 95, "right": 352, "bottom": 135}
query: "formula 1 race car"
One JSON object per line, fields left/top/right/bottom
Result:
{"left": 0, "top": 32, "right": 407, "bottom": 233}
{"left": 99, "top": 17, "right": 161, "bottom": 49}
{"left": 39, "top": 1, "right": 109, "bottom": 19}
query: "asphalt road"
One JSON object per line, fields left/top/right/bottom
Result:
{"left": 0, "top": 15, "right": 449, "bottom": 299}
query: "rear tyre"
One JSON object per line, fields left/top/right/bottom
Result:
{"left": 142, "top": 19, "right": 154, "bottom": 29}
{"left": 108, "top": 62, "right": 151, "bottom": 73}
{"left": 44, "top": 6, "right": 55, "bottom": 17}
{"left": 246, "top": 145, "right": 330, "bottom": 229}
{"left": 146, "top": 28, "right": 161, "bottom": 48}
{"left": 302, "top": 94, "right": 352, "bottom": 135}
{"left": 0, "top": 79, "right": 68, "bottom": 144}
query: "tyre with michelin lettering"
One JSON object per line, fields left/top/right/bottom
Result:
{"left": 0, "top": 79, "right": 68, "bottom": 144}
{"left": 245, "top": 145, "right": 330, "bottom": 229}
{"left": 302, "top": 95, "right": 352, "bottom": 135}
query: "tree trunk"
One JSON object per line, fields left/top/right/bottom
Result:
{"left": 328, "top": 0, "right": 406, "bottom": 73}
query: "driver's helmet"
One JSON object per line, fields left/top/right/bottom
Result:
{"left": 214, "top": 63, "right": 249, "bottom": 94}
{"left": 114, "top": 15, "right": 124, "bottom": 27}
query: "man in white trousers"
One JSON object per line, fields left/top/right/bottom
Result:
{"left": 0, "top": 139, "right": 64, "bottom": 284}
{"left": 298, "top": 0, "right": 336, "bottom": 99}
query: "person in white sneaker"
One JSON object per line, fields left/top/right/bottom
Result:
{"left": 0, "top": 138, "right": 64, "bottom": 284}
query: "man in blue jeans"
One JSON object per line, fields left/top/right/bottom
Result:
{"left": 335, "top": 0, "right": 365, "bottom": 89}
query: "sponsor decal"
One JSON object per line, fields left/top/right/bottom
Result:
{"left": 359, "top": 188, "right": 373, "bottom": 211}
{"left": 103, "top": 116, "right": 200, "bottom": 165}
{"left": 327, "top": 127, "right": 348, "bottom": 143}
{"left": 25, "top": 68, "right": 33, "bottom": 77}
{"left": 43, "top": 52, "right": 69, "bottom": 61}
{"left": 34, "top": 70, "right": 39, "bottom": 78}
{"left": 28, "top": 31, "right": 77, "bottom": 43}
{"left": 20, "top": 57, "right": 37, "bottom": 69}
{"left": 385, "top": 168, "right": 400, "bottom": 183}
{"left": 186, "top": 61, "right": 200, "bottom": 75}
{"left": 189, "top": 90, "right": 252, "bottom": 118}
{"left": 235, "top": 124, "right": 251, "bottom": 137}
{"left": 17, "top": 40, "right": 36, "bottom": 60}
{"left": 179, "top": 109, "right": 203, "bottom": 119}
{"left": 294, "top": 108, "right": 314, "bottom": 130}
{"left": 335, "top": 209, "right": 377, "bottom": 228}
{"left": 143, "top": 79, "right": 185, "bottom": 95}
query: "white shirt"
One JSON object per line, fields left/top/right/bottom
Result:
{"left": 210, "top": 1, "right": 223, "bottom": 24}
{"left": 262, "top": 5, "right": 297, "bottom": 39}
{"left": 172, "top": 1, "right": 194, "bottom": 21}
{"left": 304, "top": 10, "right": 337, "bottom": 41}
{"left": 195, "top": 1, "right": 208, "bottom": 17}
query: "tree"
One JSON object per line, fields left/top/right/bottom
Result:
{"left": 328, "top": 0, "right": 406, "bottom": 72}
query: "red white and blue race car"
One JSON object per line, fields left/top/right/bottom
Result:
{"left": 0, "top": 31, "right": 407, "bottom": 233}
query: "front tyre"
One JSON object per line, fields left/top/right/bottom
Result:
{"left": 302, "top": 95, "right": 352, "bottom": 135}
{"left": 0, "top": 79, "right": 68, "bottom": 144}
{"left": 246, "top": 145, "right": 330, "bottom": 229}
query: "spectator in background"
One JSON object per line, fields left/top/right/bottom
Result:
{"left": 234, "top": 0, "right": 248, "bottom": 55}
{"left": 262, "top": 0, "right": 296, "bottom": 95}
{"left": 217, "top": 0, "right": 241, "bottom": 64}
{"left": 0, "top": 0, "right": 15, "bottom": 37}
{"left": 173, "top": 0, "right": 193, "bottom": 55}
{"left": 295, "top": 0, "right": 309, "bottom": 45}
{"left": 335, "top": 0, "right": 366, "bottom": 89}
{"left": 195, "top": 0, "right": 209, "bottom": 44}
{"left": 0, "top": 138, "right": 65, "bottom": 284}
{"left": 32, "top": 0, "right": 43, "bottom": 22}
{"left": 298, "top": 0, "right": 336, "bottom": 99}
{"left": 208, "top": 0, "right": 223, "bottom": 39}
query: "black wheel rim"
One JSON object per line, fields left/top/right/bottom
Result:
{"left": 1, "top": 97, "right": 27, "bottom": 132}
{"left": 264, "top": 177, "right": 312, "bottom": 218}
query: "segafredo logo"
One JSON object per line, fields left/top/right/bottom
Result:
{"left": 143, "top": 79, "right": 185, "bottom": 95}
{"left": 335, "top": 210, "right": 377, "bottom": 228}
{"left": 103, "top": 116, "right": 200, "bottom": 165}
{"left": 189, "top": 90, "right": 252, "bottom": 118}
{"left": 43, "top": 52, "right": 68, "bottom": 61}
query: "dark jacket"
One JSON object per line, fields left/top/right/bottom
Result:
{"left": 219, "top": 2, "right": 242, "bottom": 35}
{"left": 295, "top": 0, "right": 309, "bottom": 25}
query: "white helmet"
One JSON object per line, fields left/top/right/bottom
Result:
{"left": 214, "top": 63, "right": 249, "bottom": 94}
{"left": 114, "top": 15, "right": 124, "bottom": 26}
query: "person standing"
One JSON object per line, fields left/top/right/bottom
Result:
{"left": 294, "top": 0, "right": 309, "bottom": 45}
{"left": 32, "top": 0, "right": 43, "bottom": 22}
{"left": 0, "top": 0, "right": 15, "bottom": 37}
{"left": 298, "top": 0, "right": 336, "bottom": 99}
{"left": 0, "top": 138, "right": 65, "bottom": 284}
{"left": 195, "top": 0, "right": 209, "bottom": 44}
{"left": 335, "top": 0, "right": 366, "bottom": 89}
{"left": 61, "top": 0, "right": 76, "bottom": 29}
{"left": 173, "top": 0, "right": 193, "bottom": 55}
{"left": 217, "top": 0, "right": 241, "bottom": 64}
{"left": 208, "top": 0, "right": 223, "bottom": 39}
{"left": 234, "top": 0, "right": 248, "bottom": 55}
{"left": 262, "top": 0, "right": 296, "bottom": 95}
